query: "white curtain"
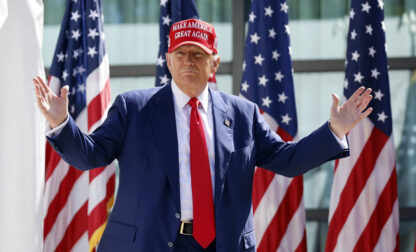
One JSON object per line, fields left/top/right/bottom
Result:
{"left": 0, "top": 0, "right": 45, "bottom": 250}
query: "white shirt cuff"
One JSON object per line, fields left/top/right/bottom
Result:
{"left": 45, "top": 116, "right": 69, "bottom": 137}
{"left": 329, "top": 130, "right": 348, "bottom": 149}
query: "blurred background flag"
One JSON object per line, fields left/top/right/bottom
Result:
{"left": 240, "top": 0, "right": 307, "bottom": 251}
{"left": 326, "top": 0, "right": 399, "bottom": 251}
{"left": 0, "top": 0, "right": 45, "bottom": 251}
{"left": 155, "top": 0, "right": 199, "bottom": 87}
{"left": 43, "top": 0, "right": 115, "bottom": 251}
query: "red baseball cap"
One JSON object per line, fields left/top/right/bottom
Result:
{"left": 168, "top": 18, "right": 218, "bottom": 55}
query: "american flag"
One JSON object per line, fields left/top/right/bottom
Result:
{"left": 43, "top": 0, "right": 115, "bottom": 251}
{"left": 240, "top": 0, "right": 307, "bottom": 251}
{"left": 155, "top": 0, "right": 199, "bottom": 87}
{"left": 325, "top": 0, "right": 399, "bottom": 251}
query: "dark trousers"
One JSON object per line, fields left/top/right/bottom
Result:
{"left": 173, "top": 234, "right": 216, "bottom": 252}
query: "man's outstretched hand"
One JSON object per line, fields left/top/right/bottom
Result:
{"left": 33, "top": 76, "right": 69, "bottom": 129}
{"left": 329, "top": 86, "right": 373, "bottom": 138}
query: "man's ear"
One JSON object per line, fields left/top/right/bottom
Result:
{"left": 211, "top": 55, "right": 221, "bottom": 73}
{"left": 166, "top": 53, "right": 171, "bottom": 71}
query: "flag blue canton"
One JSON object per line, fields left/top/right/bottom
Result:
{"left": 155, "top": 0, "right": 199, "bottom": 86}
{"left": 240, "top": 0, "right": 297, "bottom": 137}
{"left": 49, "top": 0, "right": 106, "bottom": 120}
{"left": 344, "top": 0, "right": 392, "bottom": 136}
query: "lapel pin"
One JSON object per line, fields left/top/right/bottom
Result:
{"left": 224, "top": 119, "right": 231, "bottom": 128}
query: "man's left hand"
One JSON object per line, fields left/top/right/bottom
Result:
{"left": 329, "top": 86, "right": 373, "bottom": 139}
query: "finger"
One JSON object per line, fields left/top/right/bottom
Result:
{"left": 36, "top": 76, "right": 50, "bottom": 93}
{"left": 361, "top": 107, "right": 373, "bottom": 118}
{"left": 37, "top": 79, "right": 48, "bottom": 99}
{"left": 348, "top": 86, "right": 365, "bottom": 103}
{"left": 61, "top": 85, "right": 69, "bottom": 100}
{"left": 359, "top": 94, "right": 373, "bottom": 112}
{"left": 331, "top": 93, "right": 340, "bottom": 114}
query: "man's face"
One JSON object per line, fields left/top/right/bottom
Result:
{"left": 166, "top": 44, "right": 219, "bottom": 97}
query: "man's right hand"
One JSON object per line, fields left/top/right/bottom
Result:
{"left": 33, "top": 76, "right": 69, "bottom": 129}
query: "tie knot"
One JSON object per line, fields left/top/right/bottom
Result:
{"left": 188, "top": 97, "right": 200, "bottom": 108}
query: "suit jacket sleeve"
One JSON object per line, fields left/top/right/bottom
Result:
{"left": 253, "top": 105, "right": 349, "bottom": 177}
{"left": 46, "top": 94, "right": 128, "bottom": 170}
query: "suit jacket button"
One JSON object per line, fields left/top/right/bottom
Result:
{"left": 168, "top": 242, "right": 174, "bottom": 248}
{"left": 175, "top": 213, "right": 180, "bottom": 219}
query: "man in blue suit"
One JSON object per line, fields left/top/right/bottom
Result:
{"left": 34, "top": 19, "right": 373, "bottom": 251}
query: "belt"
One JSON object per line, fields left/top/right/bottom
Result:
{"left": 179, "top": 221, "right": 193, "bottom": 236}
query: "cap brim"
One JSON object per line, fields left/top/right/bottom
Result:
{"left": 169, "top": 41, "right": 214, "bottom": 55}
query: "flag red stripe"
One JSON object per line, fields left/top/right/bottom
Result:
{"left": 88, "top": 78, "right": 110, "bottom": 130}
{"left": 88, "top": 173, "right": 115, "bottom": 237}
{"left": 45, "top": 143, "right": 62, "bottom": 181}
{"left": 325, "top": 127, "right": 388, "bottom": 252}
{"left": 55, "top": 202, "right": 88, "bottom": 252}
{"left": 353, "top": 167, "right": 398, "bottom": 252}
{"left": 44, "top": 167, "right": 83, "bottom": 239}
{"left": 257, "top": 176, "right": 303, "bottom": 252}
{"left": 89, "top": 167, "right": 105, "bottom": 183}
{"left": 277, "top": 127, "right": 293, "bottom": 142}
{"left": 252, "top": 169, "right": 275, "bottom": 212}
{"left": 295, "top": 230, "right": 307, "bottom": 252}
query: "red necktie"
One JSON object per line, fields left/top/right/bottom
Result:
{"left": 188, "top": 97, "right": 216, "bottom": 248}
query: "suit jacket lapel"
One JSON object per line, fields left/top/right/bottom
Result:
{"left": 149, "top": 84, "right": 181, "bottom": 211}
{"left": 210, "top": 89, "right": 234, "bottom": 211}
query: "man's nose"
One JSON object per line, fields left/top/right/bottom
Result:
{"left": 183, "top": 53, "right": 194, "bottom": 65}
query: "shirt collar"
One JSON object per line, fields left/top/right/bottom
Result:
{"left": 171, "top": 80, "right": 210, "bottom": 113}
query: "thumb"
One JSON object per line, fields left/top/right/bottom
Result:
{"left": 331, "top": 93, "right": 340, "bottom": 114}
{"left": 61, "top": 85, "right": 69, "bottom": 100}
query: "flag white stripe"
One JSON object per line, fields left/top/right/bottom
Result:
{"left": 373, "top": 199, "right": 399, "bottom": 252}
{"left": 43, "top": 160, "right": 69, "bottom": 219}
{"left": 254, "top": 176, "right": 291, "bottom": 245}
{"left": 333, "top": 137, "right": 396, "bottom": 252}
{"left": 277, "top": 199, "right": 305, "bottom": 252}
{"left": 44, "top": 172, "right": 89, "bottom": 251}
{"left": 71, "top": 232, "right": 89, "bottom": 252}
{"left": 88, "top": 162, "right": 115, "bottom": 214}
{"left": 329, "top": 117, "right": 373, "bottom": 220}
{"left": 86, "top": 54, "right": 109, "bottom": 105}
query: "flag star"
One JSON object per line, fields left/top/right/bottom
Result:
{"left": 354, "top": 72, "right": 364, "bottom": 83}
{"left": 345, "top": 59, "right": 348, "bottom": 66}
{"left": 371, "top": 68, "right": 381, "bottom": 79}
{"left": 264, "top": 6, "right": 274, "bottom": 17}
{"left": 369, "top": 46, "right": 376, "bottom": 57}
{"left": 344, "top": 78, "right": 349, "bottom": 89}
{"left": 65, "top": 53, "right": 69, "bottom": 60}
{"left": 377, "top": 111, "right": 388, "bottom": 122}
{"left": 241, "top": 81, "right": 249, "bottom": 92}
{"left": 71, "top": 29, "right": 81, "bottom": 40}
{"left": 373, "top": 89, "right": 384, "bottom": 100}
{"left": 88, "top": 46, "right": 97, "bottom": 58}
{"left": 351, "top": 29, "right": 357, "bottom": 40}
{"left": 284, "top": 25, "right": 290, "bottom": 34}
{"left": 160, "top": 0, "right": 168, "bottom": 7}
{"left": 156, "top": 55, "right": 165, "bottom": 67}
{"left": 268, "top": 28, "right": 277, "bottom": 39}
{"left": 162, "top": 15, "right": 172, "bottom": 26}
{"left": 362, "top": 2, "right": 371, "bottom": 13}
{"left": 281, "top": 113, "right": 292, "bottom": 125}
{"left": 250, "top": 33, "right": 261, "bottom": 44}
{"left": 258, "top": 75, "right": 269, "bottom": 86}
{"left": 349, "top": 8, "right": 356, "bottom": 19}
{"left": 57, "top": 51, "right": 65, "bottom": 62}
{"left": 160, "top": 74, "right": 170, "bottom": 85}
{"left": 62, "top": 70, "right": 68, "bottom": 81}
{"left": 249, "top": 11, "right": 257, "bottom": 23}
{"left": 77, "top": 84, "right": 86, "bottom": 93}
{"left": 72, "top": 0, "right": 77, "bottom": 2}
{"left": 365, "top": 24, "right": 373, "bottom": 35}
{"left": 89, "top": 9, "right": 100, "bottom": 21}
{"left": 288, "top": 46, "right": 292, "bottom": 55}
{"left": 278, "top": 92, "right": 288, "bottom": 103}
{"left": 272, "top": 50, "right": 280, "bottom": 61}
{"left": 73, "top": 48, "right": 83, "bottom": 59}
{"left": 275, "top": 71, "right": 284, "bottom": 82}
{"left": 71, "top": 11, "right": 81, "bottom": 22}
{"left": 254, "top": 54, "right": 265, "bottom": 65}
{"left": 351, "top": 50, "right": 360, "bottom": 62}
{"left": 242, "top": 61, "right": 247, "bottom": 71}
{"left": 101, "top": 33, "right": 106, "bottom": 40}
{"left": 262, "top": 96, "right": 272, "bottom": 107}
{"left": 88, "top": 28, "right": 100, "bottom": 39}
{"left": 280, "top": 2, "right": 289, "bottom": 13}
{"left": 72, "top": 67, "right": 79, "bottom": 76}
{"left": 77, "top": 65, "right": 86, "bottom": 74}
{"left": 71, "top": 105, "right": 75, "bottom": 114}
{"left": 381, "top": 21, "right": 386, "bottom": 31}
{"left": 378, "top": 0, "right": 384, "bottom": 9}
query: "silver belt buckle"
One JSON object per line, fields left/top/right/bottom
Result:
{"left": 179, "top": 221, "right": 193, "bottom": 236}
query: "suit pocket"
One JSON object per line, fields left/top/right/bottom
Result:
{"left": 242, "top": 230, "right": 256, "bottom": 249}
{"left": 103, "top": 221, "right": 137, "bottom": 242}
